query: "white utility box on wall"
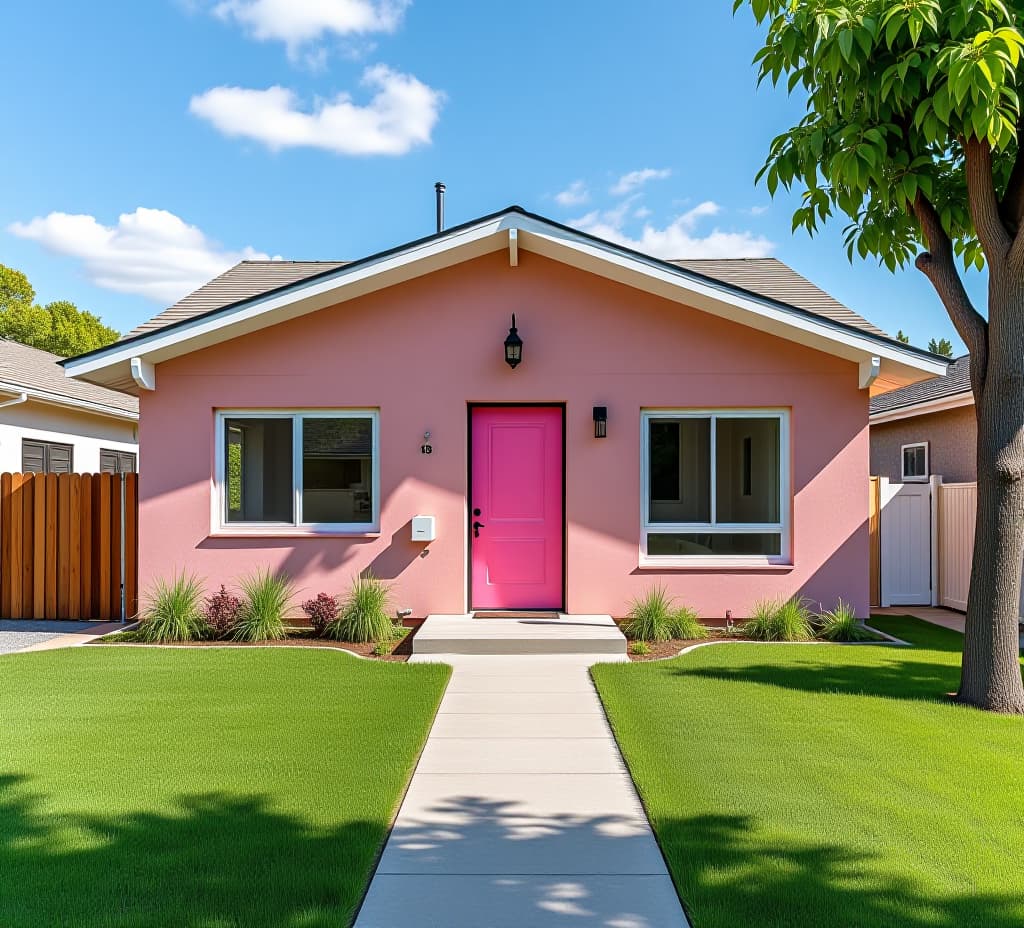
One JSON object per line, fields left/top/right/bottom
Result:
{"left": 411, "top": 515, "right": 436, "bottom": 542}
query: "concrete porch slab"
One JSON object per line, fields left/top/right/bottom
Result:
{"left": 414, "top": 614, "right": 627, "bottom": 656}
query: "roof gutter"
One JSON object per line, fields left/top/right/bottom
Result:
{"left": 870, "top": 390, "right": 974, "bottom": 424}
{"left": 0, "top": 391, "right": 28, "bottom": 410}
{"left": 0, "top": 380, "right": 138, "bottom": 421}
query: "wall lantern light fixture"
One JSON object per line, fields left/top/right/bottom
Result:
{"left": 504, "top": 314, "right": 523, "bottom": 369}
{"left": 593, "top": 406, "right": 608, "bottom": 438}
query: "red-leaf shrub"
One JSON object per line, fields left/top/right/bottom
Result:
{"left": 302, "top": 593, "right": 339, "bottom": 635}
{"left": 204, "top": 585, "right": 241, "bottom": 637}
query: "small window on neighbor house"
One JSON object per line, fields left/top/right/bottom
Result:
{"left": 22, "top": 440, "right": 73, "bottom": 474}
{"left": 100, "top": 450, "right": 137, "bottom": 474}
{"left": 902, "top": 442, "right": 929, "bottom": 482}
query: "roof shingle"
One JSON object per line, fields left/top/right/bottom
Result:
{"left": 870, "top": 354, "right": 971, "bottom": 415}
{"left": 0, "top": 338, "right": 138, "bottom": 414}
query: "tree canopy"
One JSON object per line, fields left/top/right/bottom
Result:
{"left": 0, "top": 263, "right": 119, "bottom": 357}
{"left": 929, "top": 336, "right": 956, "bottom": 355}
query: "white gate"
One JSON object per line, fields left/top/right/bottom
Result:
{"left": 938, "top": 483, "right": 976, "bottom": 611}
{"left": 880, "top": 479, "right": 934, "bottom": 606}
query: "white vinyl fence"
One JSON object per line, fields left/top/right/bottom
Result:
{"left": 937, "top": 483, "right": 976, "bottom": 611}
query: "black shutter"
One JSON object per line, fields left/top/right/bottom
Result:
{"left": 100, "top": 450, "right": 117, "bottom": 474}
{"left": 22, "top": 441, "right": 45, "bottom": 473}
{"left": 119, "top": 451, "right": 137, "bottom": 473}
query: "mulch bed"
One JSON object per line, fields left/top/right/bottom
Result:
{"left": 89, "top": 626, "right": 418, "bottom": 662}
{"left": 624, "top": 627, "right": 754, "bottom": 661}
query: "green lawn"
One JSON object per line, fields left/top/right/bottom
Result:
{"left": 0, "top": 647, "right": 450, "bottom": 927}
{"left": 592, "top": 617, "right": 1024, "bottom": 928}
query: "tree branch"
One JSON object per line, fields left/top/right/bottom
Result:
{"left": 965, "top": 137, "right": 1012, "bottom": 262}
{"left": 912, "top": 193, "right": 989, "bottom": 397}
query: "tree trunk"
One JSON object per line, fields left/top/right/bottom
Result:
{"left": 958, "top": 269, "right": 1024, "bottom": 714}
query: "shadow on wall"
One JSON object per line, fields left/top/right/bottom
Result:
{"left": 365, "top": 520, "right": 428, "bottom": 580}
{"left": 656, "top": 813, "right": 1022, "bottom": 928}
{"left": 0, "top": 775, "right": 379, "bottom": 927}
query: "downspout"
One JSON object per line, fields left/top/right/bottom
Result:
{"left": 0, "top": 392, "right": 28, "bottom": 409}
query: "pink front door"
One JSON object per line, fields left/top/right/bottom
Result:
{"left": 470, "top": 406, "right": 564, "bottom": 610}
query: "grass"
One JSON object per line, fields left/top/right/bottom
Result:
{"left": 742, "top": 596, "right": 813, "bottom": 641}
{"left": 591, "top": 617, "right": 1024, "bottom": 928}
{"left": 232, "top": 570, "right": 293, "bottom": 642}
{"left": 326, "top": 573, "right": 394, "bottom": 644}
{"left": 815, "top": 599, "right": 876, "bottom": 641}
{"left": 136, "top": 573, "right": 207, "bottom": 642}
{"left": 0, "top": 646, "right": 450, "bottom": 927}
{"left": 624, "top": 586, "right": 705, "bottom": 641}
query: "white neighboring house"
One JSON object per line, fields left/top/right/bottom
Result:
{"left": 0, "top": 337, "right": 138, "bottom": 474}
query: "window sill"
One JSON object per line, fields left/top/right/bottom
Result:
{"left": 208, "top": 530, "right": 381, "bottom": 540}
{"left": 638, "top": 559, "right": 794, "bottom": 571}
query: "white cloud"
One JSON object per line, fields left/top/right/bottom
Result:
{"left": 573, "top": 200, "right": 774, "bottom": 259}
{"left": 190, "top": 64, "right": 443, "bottom": 155}
{"left": 554, "top": 181, "right": 589, "bottom": 207}
{"left": 8, "top": 208, "right": 277, "bottom": 304}
{"left": 610, "top": 167, "right": 671, "bottom": 197}
{"left": 746, "top": 205, "right": 769, "bottom": 216}
{"left": 213, "top": 0, "right": 409, "bottom": 56}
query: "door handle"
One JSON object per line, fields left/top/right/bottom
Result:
{"left": 473, "top": 520, "right": 485, "bottom": 537}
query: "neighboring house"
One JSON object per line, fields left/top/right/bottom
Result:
{"left": 869, "top": 354, "right": 974, "bottom": 483}
{"left": 63, "top": 207, "right": 943, "bottom": 619}
{"left": 0, "top": 338, "right": 138, "bottom": 474}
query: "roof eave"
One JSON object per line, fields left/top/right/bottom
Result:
{"left": 62, "top": 206, "right": 947, "bottom": 393}
{"left": 870, "top": 390, "right": 974, "bottom": 423}
{"left": 0, "top": 380, "right": 138, "bottom": 421}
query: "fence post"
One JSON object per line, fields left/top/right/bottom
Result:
{"left": 120, "top": 472, "right": 126, "bottom": 622}
{"left": 929, "top": 475, "right": 942, "bottom": 607}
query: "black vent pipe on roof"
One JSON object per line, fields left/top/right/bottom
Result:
{"left": 435, "top": 181, "right": 445, "bottom": 233}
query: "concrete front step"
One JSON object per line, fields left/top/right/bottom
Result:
{"left": 414, "top": 614, "right": 626, "bottom": 655}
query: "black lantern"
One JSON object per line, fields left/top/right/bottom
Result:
{"left": 593, "top": 406, "right": 608, "bottom": 438}
{"left": 504, "top": 313, "right": 523, "bottom": 369}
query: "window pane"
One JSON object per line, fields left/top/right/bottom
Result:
{"left": 224, "top": 418, "right": 293, "bottom": 523}
{"left": 648, "top": 418, "right": 710, "bottom": 522}
{"left": 647, "top": 532, "right": 781, "bottom": 556}
{"left": 302, "top": 418, "right": 373, "bottom": 524}
{"left": 716, "top": 417, "right": 779, "bottom": 524}
{"left": 903, "top": 446, "right": 926, "bottom": 478}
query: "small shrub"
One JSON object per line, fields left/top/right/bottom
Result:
{"left": 816, "top": 599, "right": 875, "bottom": 641}
{"left": 742, "top": 597, "right": 813, "bottom": 641}
{"left": 325, "top": 572, "right": 393, "bottom": 643}
{"left": 623, "top": 586, "right": 675, "bottom": 641}
{"left": 630, "top": 641, "right": 652, "bottom": 656}
{"left": 232, "top": 570, "right": 293, "bottom": 642}
{"left": 668, "top": 605, "right": 707, "bottom": 640}
{"left": 136, "top": 574, "right": 206, "bottom": 642}
{"left": 372, "top": 641, "right": 391, "bottom": 656}
{"left": 302, "top": 593, "right": 340, "bottom": 635}
{"left": 204, "top": 585, "right": 241, "bottom": 638}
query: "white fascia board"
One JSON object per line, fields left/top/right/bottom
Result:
{"left": 859, "top": 356, "right": 881, "bottom": 389}
{"left": 869, "top": 391, "right": 974, "bottom": 424}
{"left": 64, "top": 214, "right": 513, "bottom": 380}
{"left": 515, "top": 219, "right": 948, "bottom": 378}
{"left": 0, "top": 379, "right": 138, "bottom": 421}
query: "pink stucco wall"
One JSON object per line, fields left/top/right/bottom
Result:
{"left": 138, "top": 250, "right": 870, "bottom": 618}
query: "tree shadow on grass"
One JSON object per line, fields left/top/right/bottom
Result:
{"left": 659, "top": 813, "right": 1023, "bottom": 928}
{"left": 0, "top": 774, "right": 381, "bottom": 928}
{"left": 674, "top": 649, "right": 964, "bottom": 703}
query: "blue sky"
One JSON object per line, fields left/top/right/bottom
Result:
{"left": 1, "top": 0, "right": 980, "bottom": 351}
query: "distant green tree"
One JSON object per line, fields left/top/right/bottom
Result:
{"left": 895, "top": 329, "right": 911, "bottom": 343}
{"left": 928, "top": 337, "right": 955, "bottom": 357}
{"left": 0, "top": 263, "right": 119, "bottom": 356}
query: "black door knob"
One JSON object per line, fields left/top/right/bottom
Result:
{"left": 473, "top": 521, "right": 485, "bottom": 537}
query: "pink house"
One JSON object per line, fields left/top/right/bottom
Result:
{"left": 63, "top": 207, "right": 944, "bottom": 621}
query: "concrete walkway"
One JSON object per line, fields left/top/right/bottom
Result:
{"left": 355, "top": 654, "right": 688, "bottom": 928}
{"left": 0, "top": 620, "right": 122, "bottom": 655}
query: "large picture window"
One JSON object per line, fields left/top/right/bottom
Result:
{"left": 216, "top": 411, "right": 379, "bottom": 533}
{"left": 641, "top": 410, "right": 789, "bottom": 564}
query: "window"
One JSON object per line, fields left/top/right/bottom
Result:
{"left": 641, "top": 410, "right": 789, "bottom": 563}
{"left": 22, "top": 440, "right": 73, "bottom": 474}
{"left": 216, "top": 411, "right": 379, "bottom": 532}
{"left": 100, "top": 449, "right": 137, "bottom": 474}
{"left": 901, "top": 442, "right": 929, "bottom": 482}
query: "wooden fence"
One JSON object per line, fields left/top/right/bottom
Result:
{"left": 0, "top": 472, "right": 137, "bottom": 621}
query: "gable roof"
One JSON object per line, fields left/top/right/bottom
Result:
{"left": 0, "top": 338, "right": 138, "bottom": 419}
{"left": 63, "top": 205, "right": 947, "bottom": 395}
{"left": 125, "top": 256, "right": 886, "bottom": 344}
{"left": 870, "top": 354, "right": 972, "bottom": 420}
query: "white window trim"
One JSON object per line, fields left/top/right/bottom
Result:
{"left": 901, "top": 441, "right": 930, "bottom": 483}
{"left": 212, "top": 409, "right": 381, "bottom": 536}
{"left": 640, "top": 409, "right": 791, "bottom": 567}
